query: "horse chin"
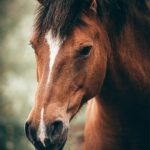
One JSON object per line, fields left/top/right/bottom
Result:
{"left": 54, "top": 139, "right": 67, "bottom": 150}
{"left": 58, "top": 139, "right": 67, "bottom": 150}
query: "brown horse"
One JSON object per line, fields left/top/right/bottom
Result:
{"left": 25, "top": 0, "right": 150, "bottom": 150}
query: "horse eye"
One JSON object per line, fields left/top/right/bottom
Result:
{"left": 77, "top": 45, "right": 92, "bottom": 58}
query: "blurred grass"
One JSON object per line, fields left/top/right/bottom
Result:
{"left": 0, "top": 1, "right": 86, "bottom": 150}
{"left": 0, "top": 0, "right": 37, "bottom": 149}
{"left": 66, "top": 106, "right": 86, "bottom": 150}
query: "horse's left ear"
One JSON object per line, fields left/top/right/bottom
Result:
{"left": 90, "top": 0, "right": 97, "bottom": 12}
{"left": 37, "top": 0, "right": 46, "bottom": 5}
{"left": 37, "top": 0, "right": 43, "bottom": 4}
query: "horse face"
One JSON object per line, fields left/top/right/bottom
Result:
{"left": 25, "top": 14, "right": 108, "bottom": 150}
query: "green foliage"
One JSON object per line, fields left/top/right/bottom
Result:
{"left": 0, "top": 0, "right": 36, "bottom": 149}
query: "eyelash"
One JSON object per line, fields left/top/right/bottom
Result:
{"left": 29, "top": 43, "right": 38, "bottom": 55}
{"left": 29, "top": 43, "right": 35, "bottom": 49}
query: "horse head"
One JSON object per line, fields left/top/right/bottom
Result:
{"left": 25, "top": 0, "right": 110, "bottom": 149}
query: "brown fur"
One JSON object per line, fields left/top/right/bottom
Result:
{"left": 26, "top": 0, "right": 150, "bottom": 149}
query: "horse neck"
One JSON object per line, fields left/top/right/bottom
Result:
{"left": 86, "top": 2, "right": 150, "bottom": 149}
{"left": 97, "top": 17, "right": 150, "bottom": 150}
{"left": 89, "top": 96, "right": 149, "bottom": 150}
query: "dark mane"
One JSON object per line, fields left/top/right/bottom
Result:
{"left": 97, "top": 0, "right": 150, "bottom": 51}
{"left": 35, "top": 0, "right": 150, "bottom": 40}
{"left": 97, "top": 0, "right": 150, "bottom": 36}
{"left": 35, "top": 0, "right": 92, "bottom": 39}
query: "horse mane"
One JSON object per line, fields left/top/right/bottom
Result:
{"left": 35, "top": 0, "right": 150, "bottom": 41}
{"left": 35, "top": 0, "right": 92, "bottom": 39}
{"left": 97, "top": 0, "right": 150, "bottom": 37}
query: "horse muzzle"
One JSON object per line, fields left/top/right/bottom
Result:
{"left": 25, "top": 120, "right": 68, "bottom": 150}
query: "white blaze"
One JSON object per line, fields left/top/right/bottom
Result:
{"left": 38, "top": 108, "right": 46, "bottom": 146}
{"left": 45, "top": 31, "right": 62, "bottom": 84}
{"left": 38, "top": 32, "right": 63, "bottom": 146}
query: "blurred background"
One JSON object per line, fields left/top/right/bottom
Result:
{"left": 0, "top": 0, "right": 86, "bottom": 150}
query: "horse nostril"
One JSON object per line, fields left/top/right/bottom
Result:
{"left": 25, "top": 121, "right": 68, "bottom": 149}
{"left": 47, "top": 120, "right": 64, "bottom": 143}
{"left": 25, "top": 121, "right": 37, "bottom": 144}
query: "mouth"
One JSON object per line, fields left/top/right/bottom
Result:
{"left": 34, "top": 138, "right": 67, "bottom": 150}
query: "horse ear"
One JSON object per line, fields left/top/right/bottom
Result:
{"left": 90, "top": 0, "right": 97, "bottom": 12}
{"left": 37, "top": 0, "right": 45, "bottom": 5}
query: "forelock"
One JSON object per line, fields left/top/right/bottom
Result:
{"left": 35, "top": 0, "right": 92, "bottom": 40}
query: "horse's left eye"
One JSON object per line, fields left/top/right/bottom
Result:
{"left": 77, "top": 45, "right": 92, "bottom": 58}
